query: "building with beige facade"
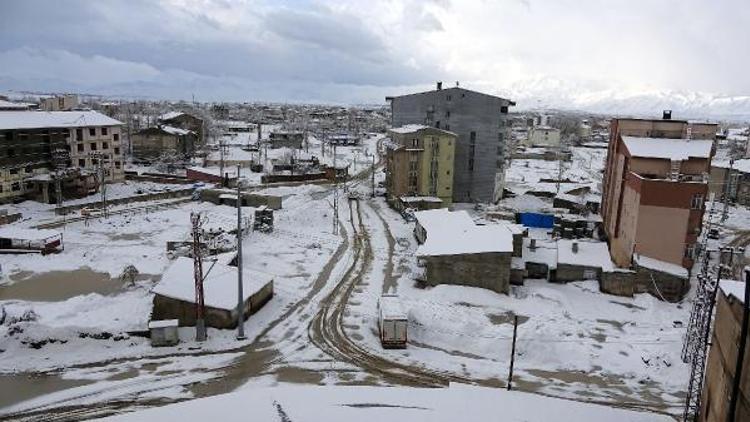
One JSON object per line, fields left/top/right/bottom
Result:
{"left": 40, "top": 95, "right": 79, "bottom": 111}
{"left": 0, "top": 111, "right": 123, "bottom": 204}
{"left": 525, "top": 126, "right": 561, "bottom": 147}
{"left": 385, "top": 125, "right": 456, "bottom": 209}
{"left": 601, "top": 113, "right": 716, "bottom": 270}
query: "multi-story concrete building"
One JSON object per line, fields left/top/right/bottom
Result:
{"left": 40, "top": 94, "right": 79, "bottom": 111}
{"left": 601, "top": 113, "right": 717, "bottom": 269}
{"left": 525, "top": 126, "right": 561, "bottom": 147}
{"left": 387, "top": 83, "right": 515, "bottom": 203}
{"left": 0, "top": 111, "right": 124, "bottom": 203}
{"left": 385, "top": 125, "right": 456, "bottom": 208}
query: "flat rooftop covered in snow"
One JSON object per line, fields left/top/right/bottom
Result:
{"left": 0, "top": 110, "right": 122, "bottom": 130}
{"left": 101, "top": 384, "right": 672, "bottom": 422}
{"left": 557, "top": 240, "right": 614, "bottom": 272}
{"left": 621, "top": 136, "right": 714, "bottom": 161}
{"left": 416, "top": 210, "right": 514, "bottom": 257}
{"left": 152, "top": 257, "right": 272, "bottom": 311}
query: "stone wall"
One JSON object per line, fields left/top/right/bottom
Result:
{"left": 423, "top": 252, "right": 511, "bottom": 294}
{"left": 556, "top": 264, "right": 602, "bottom": 283}
{"left": 599, "top": 267, "right": 689, "bottom": 302}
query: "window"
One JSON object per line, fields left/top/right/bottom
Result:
{"left": 114, "top": 147, "right": 120, "bottom": 155}
{"left": 447, "top": 95, "right": 452, "bottom": 101}
{"left": 113, "top": 133, "right": 119, "bottom": 141}
{"left": 89, "top": 128, "right": 96, "bottom": 137}
{"left": 102, "top": 127, "right": 108, "bottom": 136}
{"left": 435, "top": 121, "right": 440, "bottom": 129}
{"left": 498, "top": 132, "right": 504, "bottom": 142}
{"left": 470, "top": 131, "right": 476, "bottom": 143}
{"left": 468, "top": 158, "right": 474, "bottom": 171}
{"left": 76, "top": 128, "right": 83, "bottom": 140}
{"left": 77, "top": 144, "right": 84, "bottom": 152}
{"left": 90, "top": 143, "right": 97, "bottom": 151}
{"left": 445, "top": 110, "right": 451, "bottom": 118}
{"left": 7, "top": 148, "right": 15, "bottom": 157}
{"left": 0, "top": 184, "right": 3, "bottom": 193}
{"left": 25, "top": 166, "right": 33, "bottom": 173}
{"left": 115, "top": 161, "right": 121, "bottom": 169}
{"left": 9, "top": 168, "right": 19, "bottom": 175}
{"left": 412, "top": 138, "right": 419, "bottom": 148}
{"left": 78, "top": 159, "right": 86, "bottom": 167}
{"left": 691, "top": 194, "right": 704, "bottom": 210}
{"left": 102, "top": 142, "right": 109, "bottom": 150}
{"left": 11, "top": 182, "right": 20, "bottom": 192}
{"left": 501, "top": 105, "right": 509, "bottom": 114}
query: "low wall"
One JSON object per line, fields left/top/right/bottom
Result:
{"left": 599, "top": 267, "right": 689, "bottom": 302}
{"left": 260, "top": 172, "right": 327, "bottom": 184}
{"left": 125, "top": 172, "right": 192, "bottom": 185}
{"left": 556, "top": 263, "right": 602, "bottom": 283}
{"left": 54, "top": 188, "right": 195, "bottom": 215}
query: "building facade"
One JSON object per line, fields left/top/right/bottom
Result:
{"left": 39, "top": 95, "right": 79, "bottom": 111}
{"left": 0, "top": 111, "right": 124, "bottom": 203}
{"left": 601, "top": 115, "right": 716, "bottom": 269}
{"left": 525, "top": 126, "right": 561, "bottom": 147}
{"left": 388, "top": 83, "right": 515, "bottom": 203}
{"left": 385, "top": 125, "right": 456, "bottom": 207}
{"left": 159, "top": 112, "right": 204, "bottom": 145}
{"left": 131, "top": 126, "right": 197, "bottom": 160}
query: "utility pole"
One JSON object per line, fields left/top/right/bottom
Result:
{"left": 722, "top": 159, "right": 734, "bottom": 222}
{"left": 235, "top": 165, "right": 246, "bottom": 340}
{"left": 191, "top": 212, "right": 207, "bottom": 342}
{"left": 507, "top": 314, "right": 519, "bottom": 391}
{"left": 371, "top": 151, "right": 376, "bottom": 198}
{"left": 333, "top": 143, "right": 339, "bottom": 235}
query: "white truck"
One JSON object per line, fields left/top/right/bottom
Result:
{"left": 377, "top": 294, "right": 408, "bottom": 349}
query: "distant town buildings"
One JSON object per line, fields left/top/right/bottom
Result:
{"left": 601, "top": 112, "right": 717, "bottom": 270}
{"left": 269, "top": 130, "right": 304, "bottom": 149}
{"left": 0, "top": 110, "right": 124, "bottom": 204}
{"left": 387, "top": 83, "right": 515, "bottom": 203}
{"left": 385, "top": 125, "right": 456, "bottom": 209}
{"left": 40, "top": 94, "right": 79, "bottom": 111}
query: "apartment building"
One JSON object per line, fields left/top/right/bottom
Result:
{"left": 525, "top": 126, "right": 561, "bottom": 147}
{"left": 385, "top": 125, "right": 456, "bottom": 208}
{"left": 39, "top": 94, "right": 79, "bottom": 111}
{"left": 0, "top": 111, "right": 124, "bottom": 203}
{"left": 131, "top": 126, "right": 197, "bottom": 160}
{"left": 387, "top": 83, "right": 515, "bottom": 203}
{"left": 601, "top": 113, "right": 717, "bottom": 269}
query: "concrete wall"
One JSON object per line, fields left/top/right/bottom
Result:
{"left": 635, "top": 205, "right": 689, "bottom": 266}
{"left": 556, "top": 264, "right": 601, "bottom": 283}
{"left": 599, "top": 267, "right": 688, "bottom": 302}
{"left": 391, "top": 87, "right": 513, "bottom": 203}
{"left": 200, "top": 189, "right": 283, "bottom": 210}
{"left": 422, "top": 251, "right": 511, "bottom": 294}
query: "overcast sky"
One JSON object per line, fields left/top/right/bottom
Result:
{"left": 1, "top": 0, "right": 748, "bottom": 109}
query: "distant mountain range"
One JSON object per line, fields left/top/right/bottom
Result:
{"left": 499, "top": 78, "right": 750, "bottom": 121}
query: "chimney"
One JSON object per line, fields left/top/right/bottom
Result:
{"left": 572, "top": 241, "right": 579, "bottom": 253}
{"left": 437, "top": 81, "right": 443, "bottom": 91}
{"left": 456, "top": 81, "right": 460, "bottom": 87}
{"left": 529, "top": 238, "right": 537, "bottom": 251}
{"left": 662, "top": 109, "right": 672, "bottom": 120}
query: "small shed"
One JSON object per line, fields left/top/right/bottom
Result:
{"left": 148, "top": 319, "right": 179, "bottom": 347}
{"left": 253, "top": 206, "right": 274, "bottom": 232}
{"left": 556, "top": 240, "right": 614, "bottom": 283}
{"left": 151, "top": 257, "right": 274, "bottom": 329}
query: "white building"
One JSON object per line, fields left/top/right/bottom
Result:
{"left": 526, "top": 126, "right": 561, "bottom": 147}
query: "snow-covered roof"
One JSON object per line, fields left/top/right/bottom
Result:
{"left": 389, "top": 124, "right": 429, "bottom": 134}
{"left": 161, "top": 125, "right": 194, "bottom": 136}
{"left": 712, "top": 159, "right": 750, "bottom": 174}
{"left": 0, "top": 227, "right": 61, "bottom": 240}
{"left": 522, "top": 237, "right": 558, "bottom": 269}
{"left": 0, "top": 111, "right": 122, "bottom": 130}
{"left": 720, "top": 279, "right": 747, "bottom": 304}
{"left": 414, "top": 209, "right": 474, "bottom": 235}
{"left": 379, "top": 295, "right": 407, "bottom": 320}
{"left": 400, "top": 196, "right": 442, "bottom": 203}
{"left": 416, "top": 210, "right": 514, "bottom": 257}
{"left": 152, "top": 257, "right": 272, "bottom": 311}
{"left": 160, "top": 111, "right": 186, "bottom": 121}
{"left": 100, "top": 384, "right": 672, "bottom": 422}
{"left": 621, "top": 136, "right": 713, "bottom": 161}
{"left": 0, "top": 99, "right": 32, "bottom": 110}
{"left": 634, "top": 254, "right": 688, "bottom": 278}
{"left": 557, "top": 240, "right": 614, "bottom": 272}
{"left": 148, "top": 319, "right": 179, "bottom": 329}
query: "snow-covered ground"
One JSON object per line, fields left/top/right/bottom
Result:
{"left": 100, "top": 383, "right": 672, "bottom": 422}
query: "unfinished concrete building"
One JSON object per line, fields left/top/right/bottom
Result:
{"left": 387, "top": 83, "right": 515, "bottom": 204}
{"left": 131, "top": 126, "right": 197, "bottom": 160}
